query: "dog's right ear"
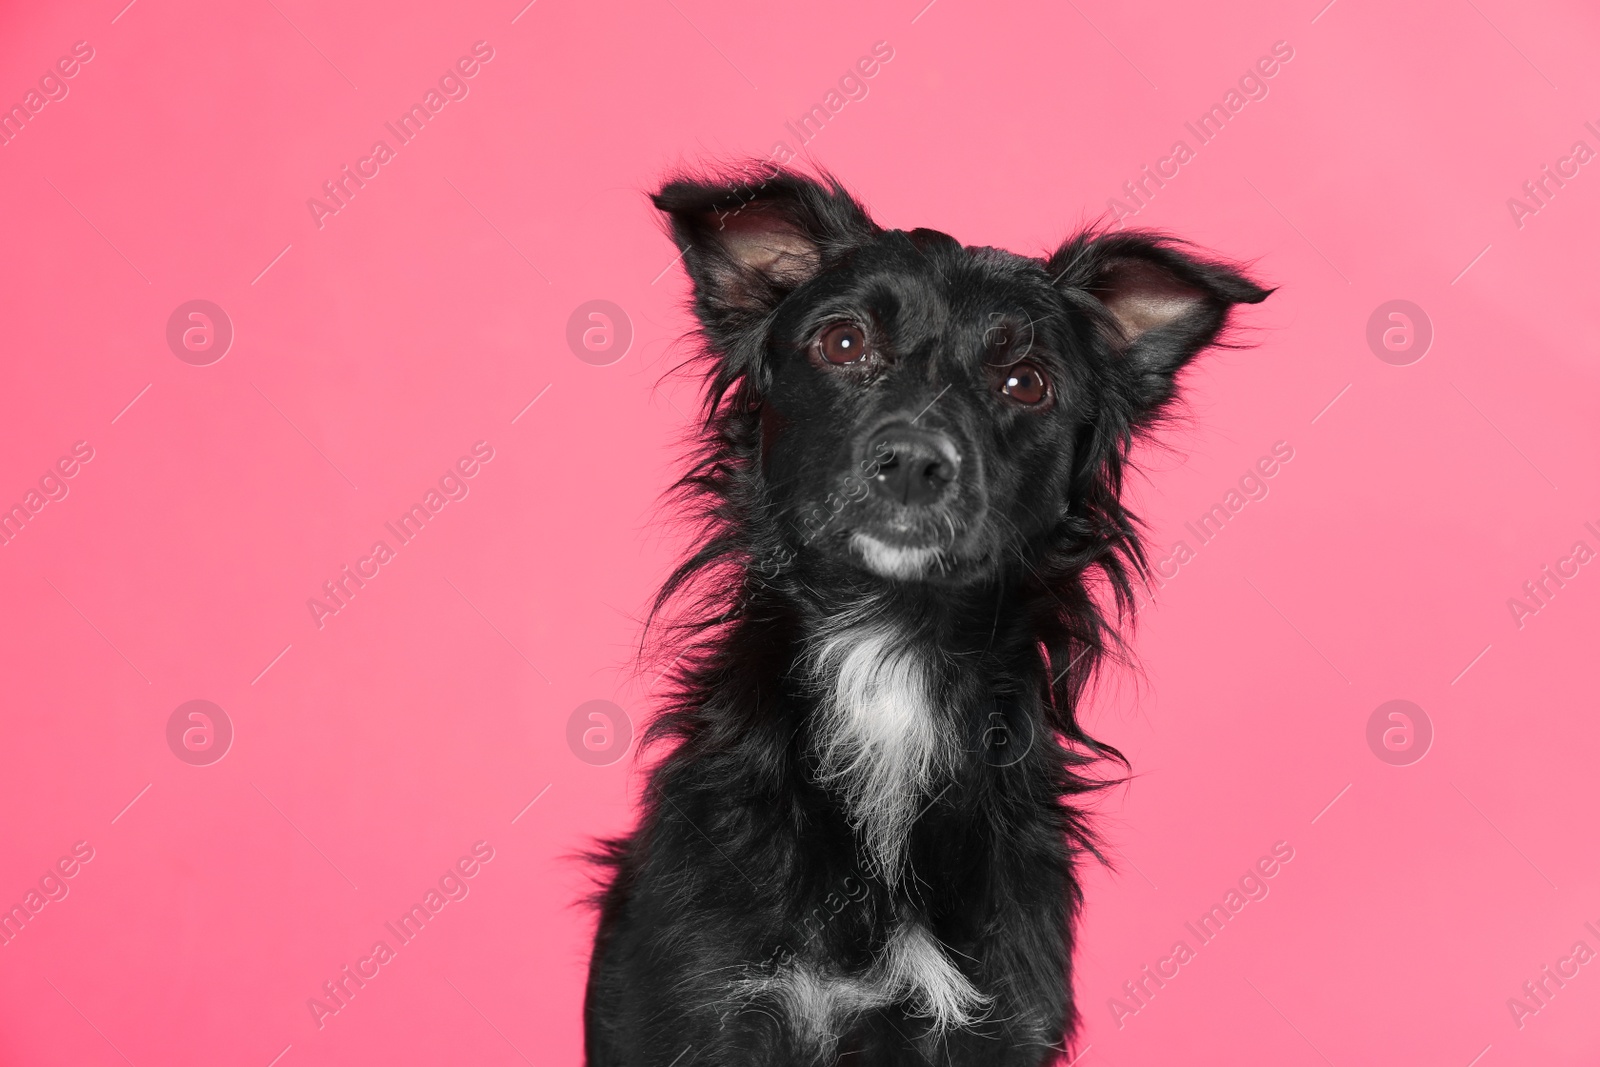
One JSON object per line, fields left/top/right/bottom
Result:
{"left": 652, "top": 168, "right": 877, "bottom": 365}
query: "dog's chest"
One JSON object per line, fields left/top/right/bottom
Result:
{"left": 736, "top": 920, "right": 990, "bottom": 1049}
{"left": 779, "top": 620, "right": 1027, "bottom": 1045}
{"left": 807, "top": 619, "right": 961, "bottom": 881}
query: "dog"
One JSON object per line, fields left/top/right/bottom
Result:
{"left": 583, "top": 165, "right": 1269, "bottom": 1065}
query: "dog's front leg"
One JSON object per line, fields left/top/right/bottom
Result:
{"left": 585, "top": 774, "right": 859, "bottom": 1067}
{"left": 587, "top": 896, "right": 843, "bottom": 1066}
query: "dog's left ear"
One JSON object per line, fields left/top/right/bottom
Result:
{"left": 1048, "top": 232, "right": 1271, "bottom": 421}
{"left": 653, "top": 168, "right": 878, "bottom": 370}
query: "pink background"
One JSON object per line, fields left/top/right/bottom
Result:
{"left": 1, "top": 0, "right": 1597, "bottom": 1064}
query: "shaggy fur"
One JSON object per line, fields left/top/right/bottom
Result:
{"left": 583, "top": 163, "right": 1270, "bottom": 1065}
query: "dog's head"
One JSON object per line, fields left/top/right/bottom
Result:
{"left": 655, "top": 167, "right": 1268, "bottom": 590}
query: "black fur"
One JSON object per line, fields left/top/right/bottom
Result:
{"left": 584, "top": 164, "right": 1269, "bottom": 1065}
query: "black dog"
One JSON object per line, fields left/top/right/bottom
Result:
{"left": 584, "top": 165, "right": 1268, "bottom": 1065}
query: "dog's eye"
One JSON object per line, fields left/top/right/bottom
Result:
{"left": 816, "top": 322, "right": 871, "bottom": 365}
{"left": 1000, "top": 362, "right": 1050, "bottom": 405}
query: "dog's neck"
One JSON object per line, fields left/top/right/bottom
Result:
{"left": 792, "top": 577, "right": 1043, "bottom": 884}
{"left": 806, "top": 611, "right": 944, "bottom": 882}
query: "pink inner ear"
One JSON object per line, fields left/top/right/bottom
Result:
{"left": 1098, "top": 259, "right": 1206, "bottom": 342}
{"left": 717, "top": 210, "right": 820, "bottom": 284}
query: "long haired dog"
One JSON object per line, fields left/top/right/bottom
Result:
{"left": 585, "top": 166, "right": 1269, "bottom": 1065}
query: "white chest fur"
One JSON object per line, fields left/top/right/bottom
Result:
{"left": 733, "top": 921, "right": 991, "bottom": 1050}
{"left": 806, "top": 619, "right": 953, "bottom": 882}
{"left": 733, "top": 619, "right": 992, "bottom": 1048}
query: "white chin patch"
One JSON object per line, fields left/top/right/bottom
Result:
{"left": 851, "top": 533, "right": 941, "bottom": 580}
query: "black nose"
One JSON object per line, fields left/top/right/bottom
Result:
{"left": 866, "top": 425, "right": 958, "bottom": 507}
